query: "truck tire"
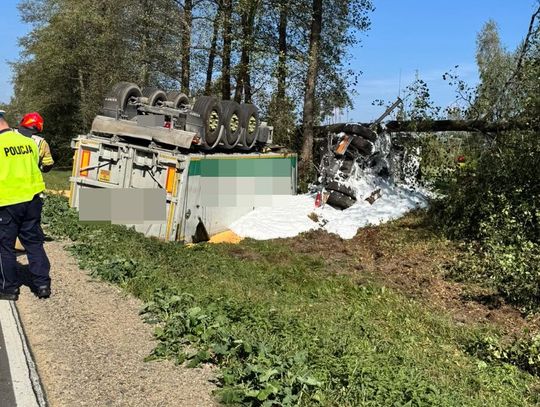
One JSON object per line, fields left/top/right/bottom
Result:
{"left": 326, "top": 181, "right": 356, "bottom": 199}
{"left": 167, "top": 91, "right": 190, "bottom": 109}
{"left": 326, "top": 190, "right": 356, "bottom": 210}
{"left": 141, "top": 87, "right": 167, "bottom": 107}
{"left": 193, "top": 96, "right": 223, "bottom": 149}
{"left": 343, "top": 124, "right": 377, "bottom": 142}
{"left": 103, "top": 82, "right": 141, "bottom": 119}
{"left": 349, "top": 136, "right": 374, "bottom": 156}
{"left": 240, "top": 103, "right": 260, "bottom": 149}
{"left": 220, "top": 100, "right": 242, "bottom": 148}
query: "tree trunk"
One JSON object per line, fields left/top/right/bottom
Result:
{"left": 78, "top": 70, "right": 88, "bottom": 131}
{"left": 139, "top": 0, "right": 152, "bottom": 86}
{"left": 234, "top": 3, "right": 257, "bottom": 103}
{"left": 181, "top": 0, "right": 193, "bottom": 94}
{"left": 299, "top": 0, "right": 323, "bottom": 178}
{"left": 243, "top": 2, "right": 257, "bottom": 103}
{"left": 221, "top": 0, "right": 233, "bottom": 100}
{"left": 276, "top": 1, "right": 288, "bottom": 101}
{"left": 244, "top": 59, "right": 252, "bottom": 102}
{"left": 384, "top": 119, "right": 539, "bottom": 133}
{"left": 205, "top": 2, "right": 221, "bottom": 95}
{"left": 233, "top": 10, "right": 249, "bottom": 102}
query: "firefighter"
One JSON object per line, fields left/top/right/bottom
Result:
{"left": 18, "top": 112, "right": 54, "bottom": 172}
{"left": 15, "top": 112, "right": 54, "bottom": 251}
{"left": 0, "top": 110, "right": 51, "bottom": 301}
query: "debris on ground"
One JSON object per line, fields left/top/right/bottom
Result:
{"left": 365, "top": 188, "right": 382, "bottom": 205}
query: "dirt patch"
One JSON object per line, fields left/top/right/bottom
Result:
{"left": 281, "top": 215, "right": 539, "bottom": 336}
{"left": 16, "top": 241, "right": 218, "bottom": 407}
{"left": 227, "top": 245, "right": 263, "bottom": 261}
{"left": 288, "top": 230, "right": 353, "bottom": 262}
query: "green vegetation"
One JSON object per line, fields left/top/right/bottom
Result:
{"left": 430, "top": 15, "right": 540, "bottom": 313}
{"left": 468, "top": 332, "right": 540, "bottom": 377}
{"left": 42, "top": 195, "right": 540, "bottom": 406}
{"left": 43, "top": 169, "right": 71, "bottom": 191}
{"left": 432, "top": 131, "right": 540, "bottom": 313}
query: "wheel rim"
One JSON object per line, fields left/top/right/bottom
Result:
{"left": 248, "top": 115, "right": 257, "bottom": 134}
{"left": 208, "top": 110, "right": 219, "bottom": 133}
{"left": 230, "top": 113, "right": 240, "bottom": 133}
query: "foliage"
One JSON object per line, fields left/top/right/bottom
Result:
{"left": 315, "top": 0, "right": 373, "bottom": 118}
{"left": 11, "top": 0, "right": 375, "bottom": 166}
{"left": 473, "top": 20, "right": 517, "bottom": 121}
{"left": 431, "top": 9, "right": 540, "bottom": 313}
{"left": 42, "top": 169, "right": 72, "bottom": 191}
{"left": 267, "top": 94, "right": 297, "bottom": 147}
{"left": 417, "top": 132, "right": 484, "bottom": 187}
{"left": 432, "top": 131, "right": 540, "bottom": 312}
{"left": 442, "top": 66, "right": 479, "bottom": 120}
{"left": 0, "top": 102, "right": 18, "bottom": 125}
{"left": 467, "top": 332, "right": 540, "bottom": 377}
{"left": 402, "top": 74, "right": 441, "bottom": 120}
{"left": 41, "top": 194, "right": 540, "bottom": 406}
{"left": 471, "top": 14, "right": 540, "bottom": 126}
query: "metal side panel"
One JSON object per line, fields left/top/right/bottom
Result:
{"left": 70, "top": 134, "right": 297, "bottom": 243}
{"left": 182, "top": 171, "right": 203, "bottom": 243}
{"left": 173, "top": 163, "right": 192, "bottom": 242}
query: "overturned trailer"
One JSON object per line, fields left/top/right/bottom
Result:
{"left": 69, "top": 82, "right": 297, "bottom": 242}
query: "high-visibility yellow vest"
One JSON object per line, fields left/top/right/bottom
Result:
{"left": 0, "top": 129, "right": 45, "bottom": 206}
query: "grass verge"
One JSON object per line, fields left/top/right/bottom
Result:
{"left": 42, "top": 195, "right": 540, "bottom": 406}
{"left": 43, "top": 169, "right": 71, "bottom": 191}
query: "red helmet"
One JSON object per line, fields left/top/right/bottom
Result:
{"left": 20, "top": 112, "right": 44, "bottom": 133}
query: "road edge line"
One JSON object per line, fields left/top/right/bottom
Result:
{"left": 9, "top": 301, "right": 48, "bottom": 407}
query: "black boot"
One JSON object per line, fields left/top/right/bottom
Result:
{"left": 36, "top": 285, "right": 51, "bottom": 299}
{"left": 0, "top": 290, "right": 19, "bottom": 301}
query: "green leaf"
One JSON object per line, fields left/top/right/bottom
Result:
{"left": 259, "top": 368, "right": 279, "bottom": 382}
{"left": 257, "top": 384, "right": 278, "bottom": 401}
{"left": 298, "top": 376, "right": 322, "bottom": 387}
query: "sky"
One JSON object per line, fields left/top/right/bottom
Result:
{"left": 0, "top": 1, "right": 537, "bottom": 121}
{"left": 348, "top": 0, "right": 538, "bottom": 121}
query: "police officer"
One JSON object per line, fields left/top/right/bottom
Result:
{"left": 0, "top": 110, "right": 51, "bottom": 301}
{"left": 18, "top": 112, "right": 54, "bottom": 172}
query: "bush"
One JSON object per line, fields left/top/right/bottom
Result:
{"left": 417, "top": 132, "right": 483, "bottom": 187}
{"left": 431, "top": 131, "right": 540, "bottom": 312}
{"left": 467, "top": 332, "right": 540, "bottom": 377}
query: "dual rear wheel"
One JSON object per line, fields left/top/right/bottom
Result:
{"left": 217, "top": 101, "right": 260, "bottom": 150}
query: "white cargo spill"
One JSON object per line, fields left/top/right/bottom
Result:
{"left": 230, "top": 175, "right": 429, "bottom": 240}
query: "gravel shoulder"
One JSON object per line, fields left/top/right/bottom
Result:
{"left": 16, "top": 240, "right": 218, "bottom": 407}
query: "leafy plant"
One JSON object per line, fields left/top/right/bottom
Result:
{"left": 468, "top": 333, "right": 540, "bottom": 376}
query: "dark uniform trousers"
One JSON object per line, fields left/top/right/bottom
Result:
{"left": 0, "top": 194, "right": 51, "bottom": 294}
